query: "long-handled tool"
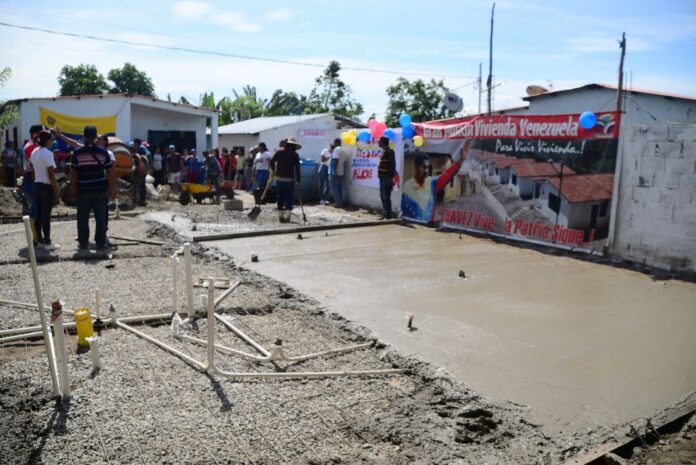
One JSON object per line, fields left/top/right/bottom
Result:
{"left": 296, "top": 181, "right": 307, "bottom": 223}
{"left": 247, "top": 173, "right": 274, "bottom": 221}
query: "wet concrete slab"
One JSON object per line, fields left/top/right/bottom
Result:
{"left": 208, "top": 223, "right": 696, "bottom": 437}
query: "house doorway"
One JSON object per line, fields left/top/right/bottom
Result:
{"left": 148, "top": 130, "right": 196, "bottom": 154}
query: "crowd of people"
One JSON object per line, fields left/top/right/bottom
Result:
{"left": 1, "top": 123, "right": 399, "bottom": 254}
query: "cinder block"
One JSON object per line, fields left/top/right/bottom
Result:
{"left": 669, "top": 124, "right": 696, "bottom": 141}
{"left": 653, "top": 141, "right": 682, "bottom": 159}
{"left": 646, "top": 125, "right": 670, "bottom": 141}
{"left": 639, "top": 156, "right": 666, "bottom": 174}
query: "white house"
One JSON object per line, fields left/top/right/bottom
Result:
{"left": 3, "top": 93, "right": 218, "bottom": 154}
{"left": 539, "top": 173, "right": 614, "bottom": 238}
{"left": 217, "top": 113, "right": 364, "bottom": 161}
{"left": 508, "top": 162, "right": 575, "bottom": 200}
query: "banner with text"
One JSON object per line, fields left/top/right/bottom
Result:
{"left": 404, "top": 112, "right": 620, "bottom": 249}
{"left": 351, "top": 133, "right": 404, "bottom": 190}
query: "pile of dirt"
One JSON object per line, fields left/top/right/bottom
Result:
{"left": 0, "top": 187, "right": 22, "bottom": 216}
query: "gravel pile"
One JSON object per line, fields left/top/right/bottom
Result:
{"left": 0, "top": 214, "right": 564, "bottom": 464}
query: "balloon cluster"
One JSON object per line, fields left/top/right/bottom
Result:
{"left": 341, "top": 113, "right": 424, "bottom": 148}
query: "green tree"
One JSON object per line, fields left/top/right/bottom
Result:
{"left": 57, "top": 64, "right": 109, "bottom": 96}
{"left": 384, "top": 78, "right": 454, "bottom": 127}
{"left": 0, "top": 67, "right": 19, "bottom": 130}
{"left": 107, "top": 63, "right": 155, "bottom": 96}
{"left": 265, "top": 90, "right": 303, "bottom": 116}
{"left": 301, "top": 61, "right": 363, "bottom": 118}
{"left": 227, "top": 86, "right": 266, "bottom": 122}
{"left": 178, "top": 96, "right": 190, "bottom": 104}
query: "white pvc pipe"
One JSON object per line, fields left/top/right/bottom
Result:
{"left": 171, "top": 259, "right": 178, "bottom": 312}
{"left": 116, "top": 319, "right": 206, "bottom": 371}
{"left": 0, "top": 298, "right": 75, "bottom": 315}
{"left": 213, "top": 280, "right": 242, "bottom": 308}
{"left": 52, "top": 313, "right": 71, "bottom": 399}
{"left": 86, "top": 336, "right": 102, "bottom": 370}
{"left": 0, "top": 312, "right": 174, "bottom": 337}
{"left": 184, "top": 243, "right": 193, "bottom": 316}
{"left": 24, "top": 216, "right": 61, "bottom": 398}
{"left": 206, "top": 279, "right": 216, "bottom": 372}
{"left": 0, "top": 331, "right": 45, "bottom": 343}
{"left": 214, "top": 313, "right": 271, "bottom": 357}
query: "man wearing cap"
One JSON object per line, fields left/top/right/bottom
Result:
{"left": 70, "top": 125, "right": 115, "bottom": 252}
{"left": 2, "top": 140, "right": 18, "bottom": 187}
{"left": 270, "top": 137, "right": 301, "bottom": 223}
{"left": 133, "top": 138, "right": 150, "bottom": 206}
{"left": 166, "top": 144, "right": 183, "bottom": 193}
{"left": 377, "top": 136, "right": 396, "bottom": 219}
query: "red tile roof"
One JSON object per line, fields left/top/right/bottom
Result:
{"left": 511, "top": 162, "right": 575, "bottom": 178}
{"left": 492, "top": 157, "right": 536, "bottom": 169}
{"left": 547, "top": 174, "right": 614, "bottom": 203}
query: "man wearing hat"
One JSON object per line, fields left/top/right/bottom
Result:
{"left": 2, "top": 140, "right": 18, "bottom": 187}
{"left": 270, "top": 137, "right": 301, "bottom": 223}
{"left": 377, "top": 136, "right": 396, "bottom": 219}
{"left": 70, "top": 125, "right": 115, "bottom": 252}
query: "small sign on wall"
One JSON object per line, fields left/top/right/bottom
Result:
{"left": 299, "top": 129, "right": 326, "bottom": 139}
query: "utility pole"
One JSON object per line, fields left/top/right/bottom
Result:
{"left": 487, "top": 3, "right": 495, "bottom": 116}
{"left": 616, "top": 32, "right": 626, "bottom": 113}
{"left": 478, "top": 62, "right": 482, "bottom": 114}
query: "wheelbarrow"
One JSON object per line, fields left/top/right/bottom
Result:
{"left": 178, "top": 181, "right": 235, "bottom": 205}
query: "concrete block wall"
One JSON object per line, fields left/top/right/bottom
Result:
{"left": 611, "top": 124, "right": 696, "bottom": 272}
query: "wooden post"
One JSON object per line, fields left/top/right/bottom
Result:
{"left": 487, "top": 3, "right": 495, "bottom": 115}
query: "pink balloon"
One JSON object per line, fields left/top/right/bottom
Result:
{"left": 373, "top": 122, "right": 387, "bottom": 138}
{"left": 368, "top": 119, "right": 378, "bottom": 131}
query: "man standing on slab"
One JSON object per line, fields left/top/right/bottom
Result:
{"left": 377, "top": 136, "right": 396, "bottom": 220}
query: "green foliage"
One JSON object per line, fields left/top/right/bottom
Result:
{"left": 301, "top": 61, "right": 363, "bottom": 118}
{"left": 58, "top": 64, "right": 109, "bottom": 96}
{"left": 178, "top": 96, "right": 190, "bottom": 104}
{"left": 107, "top": 63, "right": 155, "bottom": 97}
{"left": 385, "top": 77, "right": 454, "bottom": 127}
{"left": 264, "top": 90, "right": 303, "bottom": 116}
{"left": 0, "top": 67, "right": 19, "bottom": 130}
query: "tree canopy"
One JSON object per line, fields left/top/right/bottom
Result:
{"left": 0, "top": 67, "right": 19, "bottom": 130}
{"left": 58, "top": 64, "right": 109, "bottom": 96}
{"left": 107, "top": 63, "right": 155, "bottom": 97}
{"left": 385, "top": 77, "right": 455, "bottom": 127}
{"left": 301, "top": 61, "right": 363, "bottom": 118}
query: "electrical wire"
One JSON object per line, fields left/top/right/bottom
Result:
{"left": 0, "top": 21, "right": 478, "bottom": 80}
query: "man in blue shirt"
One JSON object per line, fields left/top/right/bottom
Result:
{"left": 70, "top": 126, "right": 115, "bottom": 251}
{"left": 203, "top": 151, "right": 222, "bottom": 203}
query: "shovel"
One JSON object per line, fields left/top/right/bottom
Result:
{"left": 247, "top": 173, "right": 274, "bottom": 220}
{"left": 296, "top": 181, "right": 307, "bottom": 223}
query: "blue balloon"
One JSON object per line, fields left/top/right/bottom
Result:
{"left": 579, "top": 111, "right": 597, "bottom": 130}
{"left": 358, "top": 130, "right": 371, "bottom": 142}
{"left": 402, "top": 125, "right": 415, "bottom": 138}
{"left": 384, "top": 129, "right": 396, "bottom": 141}
{"left": 399, "top": 113, "right": 412, "bottom": 128}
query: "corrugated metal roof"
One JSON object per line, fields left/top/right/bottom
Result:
{"left": 218, "top": 114, "right": 332, "bottom": 135}
{"left": 523, "top": 83, "right": 696, "bottom": 103}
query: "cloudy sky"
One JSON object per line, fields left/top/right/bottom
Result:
{"left": 1, "top": 0, "right": 694, "bottom": 119}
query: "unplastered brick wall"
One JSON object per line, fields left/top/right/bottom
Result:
{"left": 612, "top": 124, "right": 696, "bottom": 272}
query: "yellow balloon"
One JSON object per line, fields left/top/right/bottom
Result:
{"left": 346, "top": 133, "right": 357, "bottom": 145}
{"left": 413, "top": 135, "right": 425, "bottom": 147}
{"left": 341, "top": 132, "right": 351, "bottom": 144}
{"left": 349, "top": 128, "right": 358, "bottom": 136}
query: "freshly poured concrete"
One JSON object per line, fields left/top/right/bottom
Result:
{"left": 211, "top": 224, "right": 696, "bottom": 435}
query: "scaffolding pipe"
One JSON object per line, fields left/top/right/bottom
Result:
{"left": 52, "top": 311, "right": 71, "bottom": 399}
{"left": 213, "top": 280, "right": 241, "bottom": 308}
{"left": 184, "top": 243, "right": 194, "bottom": 316}
{"left": 24, "top": 216, "right": 61, "bottom": 398}
{"left": 0, "top": 298, "right": 75, "bottom": 315}
{"left": 116, "top": 319, "right": 206, "bottom": 371}
{"left": 206, "top": 279, "right": 216, "bottom": 371}
{"left": 0, "top": 312, "right": 174, "bottom": 338}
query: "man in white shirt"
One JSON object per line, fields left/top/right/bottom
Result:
{"left": 318, "top": 145, "right": 331, "bottom": 205}
{"left": 254, "top": 142, "right": 272, "bottom": 192}
{"left": 330, "top": 138, "right": 346, "bottom": 207}
{"left": 30, "top": 130, "right": 61, "bottom": 251}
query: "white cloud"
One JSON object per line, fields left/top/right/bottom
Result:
{"left": 264, "top": 8, "right": 294, "bottom": 22}
{"left": 210, "top": 12, "right": 261, "bottom": 33}
{"left": 172, "top": 1, "right": 212, "bottom": 18}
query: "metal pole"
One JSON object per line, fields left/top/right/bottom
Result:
{"left": 616, "top": 32, "right": 627, "bottom": 114}
{"left": 557, "top": 163, "right": 564, "bottom": 225}
{"left": 478, "top": 62, "right": 482, "bottom": 114}
{"left": 171, "top": 259, "right": 178, "bottom": 312}
{"left": 23, "top": 216, "right": 61, "bottom": 398}
{"left": 487, "top": 3, "right": 495, "bottom": 116}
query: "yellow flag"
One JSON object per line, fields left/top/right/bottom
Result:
{"left": 39, "top": 107, "right": 117, "bottom": 135}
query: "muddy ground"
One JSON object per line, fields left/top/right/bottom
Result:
{"left": 0, "top": 210, "right": 560, "bottom": 464}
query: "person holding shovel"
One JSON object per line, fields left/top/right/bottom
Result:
{"left": 270, "top": 137, "right": 301, "bottom": 223}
